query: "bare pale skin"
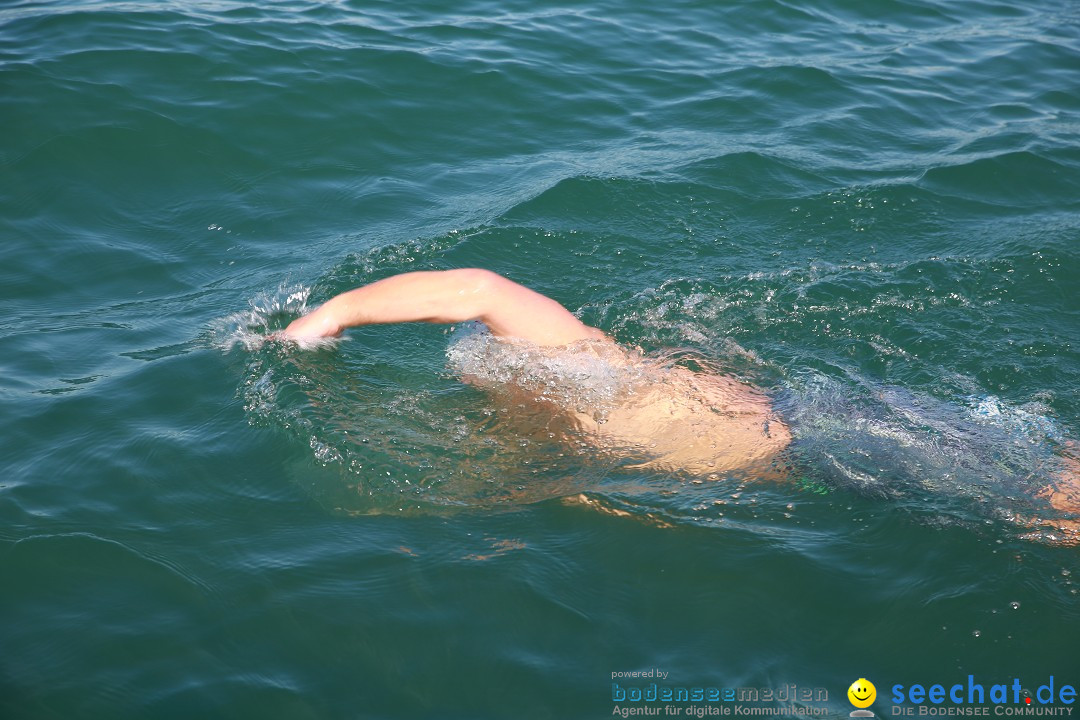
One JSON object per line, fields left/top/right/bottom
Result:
{"left": 284, "top": 268, "right": 790, "bottom": 476}
{"left": 284, "top": 268, "right": 1078, "bottom": 540}
{"left": 284, "top": 268, "right": 607, "bottom": 346}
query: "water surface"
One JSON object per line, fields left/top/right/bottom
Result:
{"left": 2, "top": 0, "right": 1079, "bottom": 718}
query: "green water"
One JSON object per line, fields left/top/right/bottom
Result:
{"left": 2, "top": 0, "right": 1079, "bottom": 718}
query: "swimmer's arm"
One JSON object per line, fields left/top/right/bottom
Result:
{"left": 283, "top": 268, "right": 605, "bottom": 346}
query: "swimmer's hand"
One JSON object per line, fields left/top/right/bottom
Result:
{"left": 282, "top": 307, "right": 342, "bottom": 340}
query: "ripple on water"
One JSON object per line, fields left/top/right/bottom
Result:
{"left": 217, "top": 265, "right": 1075, "bottom": 545}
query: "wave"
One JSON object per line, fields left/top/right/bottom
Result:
{"left": 216, "top": 258, "right": 1076, "bottom": 544}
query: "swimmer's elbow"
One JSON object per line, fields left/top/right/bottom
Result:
{"left": 445, "top": 268, "right": 518, "bottom": 318}
{"left": 453, "top": 268, "right": 509, "bottom": 296}
{"left": 441, "top": 268, "right": 596, "bottom": 345}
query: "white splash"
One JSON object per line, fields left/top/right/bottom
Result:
{"left": 212, "top": 283, "right": 342, "bottom": 352}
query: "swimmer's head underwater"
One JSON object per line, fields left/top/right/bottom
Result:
{"left": 281, "top": 268, "right": 1080, "bottom": 544}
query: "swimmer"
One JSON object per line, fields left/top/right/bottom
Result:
{"left": 1032, "top": 442, "right": 1080, "bottom": 544}
{"left": 283, "top": 268, "right": 1080, "bottom": 540}
{"left": 283, "top": 268, "right": 792, "bottom": 477}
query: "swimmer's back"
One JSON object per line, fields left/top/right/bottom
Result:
{"left": 577, "top": 365, "right": 791, "bottom": 476}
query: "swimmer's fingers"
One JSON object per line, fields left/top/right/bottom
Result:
{"left": 266, "top": 330, "right": 295, "bottom": 344}
{"left": 266, "top": 328, "right": 342, "bottom": 350}
{"left": 283, "top": 308, "right": 342, "bottom": 340}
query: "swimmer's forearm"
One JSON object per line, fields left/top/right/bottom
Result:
{"left": 284, "top": 269, "right": 493, "bottom": 338}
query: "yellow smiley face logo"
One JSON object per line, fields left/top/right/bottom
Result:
{"left": 848, "top": 678, "right": 876, "bottom": 708}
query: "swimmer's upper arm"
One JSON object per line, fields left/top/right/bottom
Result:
{"left": 284, "top": 268, "right": 604, "bottom": 346}
{"left": 468, "top": 269, "right": 605, "bottom": 346}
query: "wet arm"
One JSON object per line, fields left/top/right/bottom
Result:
{"left": 283, "top": 268, "right": 604, "bottom": 346}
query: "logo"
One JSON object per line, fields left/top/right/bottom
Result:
{"left": 889, "top": 675, "right": 1076, "bottom": 714}
{"left": 848, "top": 678, "right": 877, "bottom": 718}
